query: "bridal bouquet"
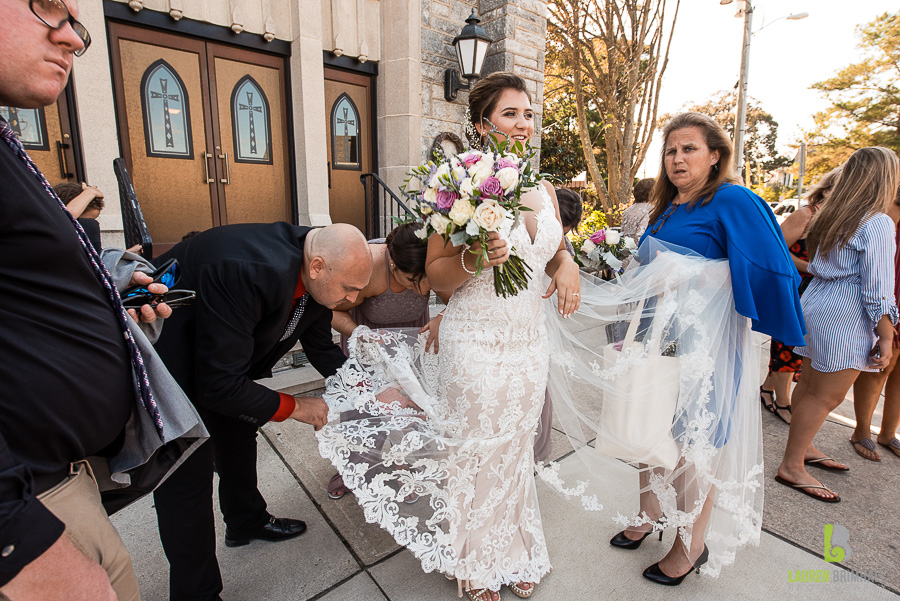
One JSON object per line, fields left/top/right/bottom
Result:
{"left": 402, "top": 140, "right": 541, "bottom": 297}
{"left": 577, "top": 228, "right": 637, "bottom": 276}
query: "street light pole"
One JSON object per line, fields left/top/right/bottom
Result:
{"left": 733, "top": 1, "right": 753, "bottom": 185}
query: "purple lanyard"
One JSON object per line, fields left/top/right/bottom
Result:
{"left": 0, "top": 117, "right": 163, "bottom": 437}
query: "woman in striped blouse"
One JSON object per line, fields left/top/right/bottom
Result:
{"left": 777, "top": 146, "right": 900, "bottom": 502}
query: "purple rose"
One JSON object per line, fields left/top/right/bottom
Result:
{"left": 479, "top": 176, "right": 503, "bottom": 198}
{"left": 495, "top": 158, "right": 518, "bottom": 170}
{"left": 435, "top": 188, "right": 458, "bottom": 211}
{"left": 589, "top": 230, "right": 606, "bottom": 245}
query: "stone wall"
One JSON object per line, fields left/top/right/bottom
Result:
{"left": 419, "top": 0, "right": 548, "bottom": 163}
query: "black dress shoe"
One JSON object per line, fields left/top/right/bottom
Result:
{"left": 224, "top": 515, "right": 307, "bottom": 547}
{"left": 642, "top": 544, "right": 709, "bottom": 586}
{"left": 609, "top": 529, "right": 663, "bottom": 550}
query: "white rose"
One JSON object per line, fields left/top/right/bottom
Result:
{"left": 459, "top": 177, "right": 475, "bottom": 197}
{"left": 452, "top": 164, "right": 467, "bottom": 181}
{"left": 581, "top": 239, "right": 597, "bottom": 254}
{"left": 472, "top": 200, "right": 507, "bottom": 232}
{"left": 418, "top": 201, "right": 432, "bottom": 215}
{"left": 423, "top": 186, "right": 438, "bottom": 205}
{"left": 604, "top": 229, "right": 621, "bottom": 245}
{"left": 430, "top": 213, "right": 451, "bottom": 232}
{"left": 623, "top": 236, "right": 637, "bottom": 250}
{"left": 469, "top": 157, "right": 495, "bottom": 186}
{"left": 415, "top": 224, "right": 430, "bottom": 239}
{"left": 448, "top": 197, "right": 475, "bottom": 226}
{"left": 495, "top": 167, "right": 520, "bottom": 193}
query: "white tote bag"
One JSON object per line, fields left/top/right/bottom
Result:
{"left": 594, "top": 294, "right": 680, "bottom": 469}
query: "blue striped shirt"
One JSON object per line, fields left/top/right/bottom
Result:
{"left": 796, "top": 213, "right": 898, "bottom": 372}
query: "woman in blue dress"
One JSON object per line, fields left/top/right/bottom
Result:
{"left": 612, "top": 112, "right": 806, "bottom": 584}
{"left": 777, "top": 146, "right": 899, "bottom": 501}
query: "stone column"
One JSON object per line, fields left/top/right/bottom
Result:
{"left": 72, "top": 0, "right": 127, "bottom": 248}
{"left": 418, "top": 0, "right": 547, "bottom": 163}
{"left": 378, "top": 0, "right": 423, "bottom": 193}
{"left": 290, "top": 0, "right": 332, "bottom": 226}
{"left": 479, "top": 0, "right": 548, "bottom": 155}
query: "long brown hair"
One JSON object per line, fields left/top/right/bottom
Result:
{"left": 648, "top": 112, "right": 741, "bottom": 224}
{"left": 807, "top": 146, "right": 900, "bottom": 260}
{"left": 466, "top": 72, "right": 530, "bottom": 147}
{"left": 804, "top": 166, "right": 841, "bottom": 208}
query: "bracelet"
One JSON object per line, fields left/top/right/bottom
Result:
{"left": 460, "top": 244, "right": 477, "bottom": 275}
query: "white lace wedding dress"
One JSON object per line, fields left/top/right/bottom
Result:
{"left": 317, "top": 185, "right": 562, "bottom": 592}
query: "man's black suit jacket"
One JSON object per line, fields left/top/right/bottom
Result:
{"left": 153, "top": 223, "right": 346, "bottom": 426}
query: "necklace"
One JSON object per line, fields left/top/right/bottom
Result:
{"left": 650, "top": 203, "right": 679, "bottom": 235}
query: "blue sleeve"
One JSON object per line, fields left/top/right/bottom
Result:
{"left": 857, "top": 214, "right": 899, "bottom": 327}
{"left": 716, "top": 185, "right": 807, "bottom": 346}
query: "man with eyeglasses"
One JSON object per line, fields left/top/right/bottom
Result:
{"left": 0, "top": 2, "right": 163, "bottom": 600}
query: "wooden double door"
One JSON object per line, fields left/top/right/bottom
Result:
{"left": 109, "top": 23, "right": 291, "bottom": 249}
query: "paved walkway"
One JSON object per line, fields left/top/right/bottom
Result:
{"left": 111, "top": 326, "right": 900, "bottom": 600}
{"left": 112, "top": 390, "right": 899, "bottom": 601}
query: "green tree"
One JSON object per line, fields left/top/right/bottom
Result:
{"left": 662, "top": 91, "right": 791, "bottom": 186}
{"left": 540, "top": 83, "right": 606, "bottom": 183}
{"left": 806, "top": 12, "right": 900, "bottom": 175}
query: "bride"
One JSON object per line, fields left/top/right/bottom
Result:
{"left": 316, "top": 72, "right": 581, "bottom": 601}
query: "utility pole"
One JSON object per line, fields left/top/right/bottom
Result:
{"left": 797, "top": 140, "right": 807, "bottom": 208}
{"left": 733, "top": 1, "right": 753, "bottom": 186}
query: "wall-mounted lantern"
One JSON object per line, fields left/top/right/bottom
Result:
{"left": 443, "top": 10, "right": 492, "bottom": 102}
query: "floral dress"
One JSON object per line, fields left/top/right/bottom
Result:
{"left": 768, "top": 206, "right": 817, "bottom": 377}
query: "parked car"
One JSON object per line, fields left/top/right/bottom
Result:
{"left": 772, "top": 199, "right": 807, "bottom": 224}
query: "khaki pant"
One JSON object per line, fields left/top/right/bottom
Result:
{"left": 0, "top": 461, "right": 141, "bottom": 601}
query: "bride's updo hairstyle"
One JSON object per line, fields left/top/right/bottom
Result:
{"left": 385, "top": 221, "right": 429, "bottom": 288}
{"left": 649, "top": 112, "right": 740, "bottom": 224}
{"left": 465, "top": 72, "right": 530, "bottom": 147}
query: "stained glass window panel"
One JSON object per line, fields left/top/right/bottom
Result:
{"left": 331, "top": 94, "right": 360, "bottom": 170}
{"left": 231, "top": 76, "right": 271, "bottom": 164}
{"left": 140, "top": 60, "right": 192, "bottom": 159}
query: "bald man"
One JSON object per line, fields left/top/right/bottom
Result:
{"left": 150, "top": 222, "right": 372, "bottom": 601}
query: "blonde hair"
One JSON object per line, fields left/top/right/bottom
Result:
{"left": 807, "top": 147, "right": 899, "bottom": 260}
{"left": 804, "top": 166, "right": 842, "bottom": 208}
{"left": 649, "top": 112, "right": 742, "bottom": 224}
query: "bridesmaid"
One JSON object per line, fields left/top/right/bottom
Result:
{"left": 327, "top": 221, "right": 447, "bottom": 499}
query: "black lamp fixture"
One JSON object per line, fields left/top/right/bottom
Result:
{"left": 444, "top": 10, "right": 492, "bottom": 102}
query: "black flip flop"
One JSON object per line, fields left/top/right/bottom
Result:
{"left": 804, "top": 456, "right": 849, "bottom": 472}
{"left": 759, "top": 386, "right": 776, "bottom": 412}
{"left": 774, "top": 475, "right": 841, "bottom": 503}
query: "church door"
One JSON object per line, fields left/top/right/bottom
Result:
{"left": 109, "top": 23, "right": 291, "bottom": 251}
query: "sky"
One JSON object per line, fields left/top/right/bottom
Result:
{"left": 637, "top": 0, "right": 897, "bottom": 178}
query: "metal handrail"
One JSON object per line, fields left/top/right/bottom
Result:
{"left": 360, "top": 172, "right": 416, "bottom": 239}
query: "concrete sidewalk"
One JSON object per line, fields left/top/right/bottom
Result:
{"left": 112, "top": 393, "right": 899, "bottom": 601}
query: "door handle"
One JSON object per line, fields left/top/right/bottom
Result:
{"left": 56, "top": 140, "right": 73, "bottom": 179}
{"left": 202, "top": 151, "right": 214, "bottom": 183}
{"left": 327, "top": 161, "right": 331, "bottom": 189}
{"left": 218, "top": 152, "right": 231, "bottom": 184}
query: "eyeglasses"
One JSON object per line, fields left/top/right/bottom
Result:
{"left": 30, "top": 0, "right": 91, "bottom": 57}
{"left": 649, "top": 203, "right": 678, "bottom": 236}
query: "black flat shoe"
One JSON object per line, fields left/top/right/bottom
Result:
{"left": 609, "top": 529, "right": 663, "bottom": 550}
{"left": 642, "top": 544, "right": 709, "bottom": 586}
{"left": 224, "top": 515, "right": 307, "bottom": 547}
